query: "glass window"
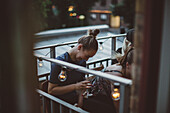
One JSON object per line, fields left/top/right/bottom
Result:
{"left": 100, "top": 14, "right": 107, "bottom": 20}
{"left": 91, "top": 14, "right": 97, "bottom": 20}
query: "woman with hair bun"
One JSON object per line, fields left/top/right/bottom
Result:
{"left": 48, "top": 29, "right": 100, "bottom": 106}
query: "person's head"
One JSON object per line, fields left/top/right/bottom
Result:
{"left": 75, "top": 29, "right": 100, "bottom": 61}
{"left": 120, "top": 47, "right": 134, "bottom": 78}
{"left": 121, "top": 28, "right": 135, "bottom": 56}
{"left": 126, "top": 28, "right": 135, "bottom": 45}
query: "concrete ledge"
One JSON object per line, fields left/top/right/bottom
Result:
{"left": 35, "top": 24, "right": 109, "bottom": 38}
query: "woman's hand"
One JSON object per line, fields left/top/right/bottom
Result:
{"left": 75, "top": 80, "right": 91, "bottom": 90}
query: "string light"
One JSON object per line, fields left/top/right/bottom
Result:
{"left": 98, "top": 38, "right": 109, "bottom": 51}
{"left": 70, "top": 45, "right": 75, "bottom": 48}
{"left": 37, "top": 49, "right": 54, "bottom": 67}
{"left": 58, "top": 67, "right": 67, "bottom": 82}
{"left": 112, "top": 82, "right": 120, "bottom": 101}
{"left": 68, "top": 6, "right": 74, "bottom": 12}
{"left": 38, "top": 58, "right": 43, "bottom": 67}
{"left": 99, "top": 42, "right": 104, "bottom": 51}
{"left": 38, "top": 44, "right": 74, "bottom": 67}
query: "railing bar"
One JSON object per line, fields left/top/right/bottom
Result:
{"left": 37, "top": 89, "right": 89, "bottom": 113}
{"left": 59, "top": 104, "right": 62, "bottom": 113}
{"left": 37, "top": 58, "right": 111, "bottom": 78}
{"left": 37, "top": 73, "right": 50, "bottom": 78}
{"left": 106, "top": 60, "right": 108, "bottom": 67}
{"left": 114, "top": 37, "right": 116, "bottom": 51}
{"left": 86, "top": 65, "right": 89, "bottom": 77}
{"left": 100, "top": 61, "right": 102, "bottom": 65}
{"left": 94, "top": 63, "right": 96, "bottom": 68}
{"left": 119, "top": 84, "right": 125, "bottom": 113}
{"left": 34, "top": 34, "right": 126, "bottom": 50}
{"left": 69, "top": 109, "right": 72, "bottom": 113}
{"left": 50, "top": 100, "right": 54, "bottom": 113}
{"left": 87, "top": 65, "right": 89, "bottom": 69}
{"left": 111, "top": 37, "right": 116, "bottom": 58}
{"left": 119, "top": 84, "right": 130, "bottom": 113}
{"left": 42, "top": 96, "right": 46, "bottom": 113}
{"left": 46, "top": 76, "right": 48, "bottom": 80}
{"left": 50, "top": 47, "right": 55, "bottom": 58}
{"left": 87, "top": 57, "right": 112, "bottom": 65}
{"left": 35, "top": 54, "right": 132, "bottom": 85}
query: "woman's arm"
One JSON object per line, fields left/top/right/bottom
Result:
{"left": 48, "top": 80, "right": 90, "bottom": 95}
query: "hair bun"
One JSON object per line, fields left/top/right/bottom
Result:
{"left": 88, "top": 29, "right": 93, "bottom": 35}
{"left": 87, "top": 29, "right": 100, "bottom": 38}
{"left": 93, "top": 29, "right": 100, "bottom": 37}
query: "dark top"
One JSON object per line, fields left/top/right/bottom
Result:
{"left": 49, "top": 52, "right": 86, "bottom": 104}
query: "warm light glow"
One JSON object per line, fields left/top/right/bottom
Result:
{"left": 68, "top": 6, "right": 74, "bottom": 12}
{"left": 114, "top": 88, "right": 118, "bottom": 92}
{"left": 110, "top": 15, "right": 120, "bottom": 28}
{"left": 79, "top": 15, "right": 85, "bottom": 20}
{"left": 52, "top": 5, "right": 55, "bottom": 9}
{"left": 99, "top": 45, "right": 104, "bottom": 50}
{"left": 58, "top": 70, "right": 67, "bottom": 82}
{"left": 70, "top": 13, "right": 73, "bottom": 16}
{"left": 89, "top": 10, "right": 112, "bottom": 14}
{"left": 112, "top": 92, "right": 120, "bottom": 99}
{"left": 38, "top": 60, "right": 43, "bottom": 67}
{"left": 72, "top": 13, "right": 77, "bottom": 16}
{"left": 59, "top": 75, "right": 66, "bottom": 79}
{"left": 99, "top": 42, "right": 104, "bottom": 51}
{"left": 39, "top": 62, "right": 43, "bottom": 67}
{"left": 112, "top": 88, "right": 120, "bottom": 101}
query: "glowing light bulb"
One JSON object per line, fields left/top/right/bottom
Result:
{"left": 68, "top": 6, "right": 74, "bottom": 12}
{"left": 38, "top": 59, "right": 43, "bottom": 67}
{"left": 99, "top": 42, "right": 104, "bottom": 51}
{"left": 58, "top": 68, "right": 67, "bottom": 82}
{"left": 112, "top": 83, "right": 120, "bottom": 101}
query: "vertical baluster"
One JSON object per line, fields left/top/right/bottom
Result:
{"left": 46, "top": 76, "right": 48, "bottom": 80}
{"left": 50, "top": 47, "right": 56, "bottom": 71}
{"left": 111, "top": 37, "right": 116, "bottom": 58}
{"left": 59, "top": 104, "right": 62, "bottom": 113}
{"left": 106, "top": 60, "right": 108, "bottom": 67}
{"left": 94, "top": 63, "right": 96, "bottom": 68}
{"left": 50, "top": 100, "right": 54, "bottom": 113}
{"left": 50, "top": 47, "right": 56, "bottom": 58}
{"left": 86, "top": 65, "right": 89, "bottom": 77}
{"left": 119, "top": 84, "right": 130, "bottom": 113}
{"left": 42, "top": 96, "right": 46, "bottom": 113}
{"left": 100, "top": 61, "right": 102, "bottom": 65}
{"left": 87, "top": 65, "right": 89, "bottom": 69}
{"left": 69, "top": 109, "right": 72, "bottom": 113}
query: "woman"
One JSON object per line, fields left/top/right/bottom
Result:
{"left": 48, "top": 29, "right": 100, "bottom": 107}
{"left": 82, "top": 47, "right": 134, "bottom": 113}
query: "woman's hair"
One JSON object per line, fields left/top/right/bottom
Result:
{"left": 126, "top": 28, "right": 134, "bottom": 45}
{"left": 119, "top": 47, "right": 134, "bottom": 68}
{"left": 78, "top": 29, "right": 100, "bottom": 51}
{"left": 115, "top": 28, "right": 135, "bottom": 62}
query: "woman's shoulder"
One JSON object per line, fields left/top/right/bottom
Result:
{"left": 105, "top": 63, "right": 122, "bottom": 76}
{"left": 106, "top": 63, "right": 121, "bottom": 70}
{"left": 56, "top": 52, "right": 69, "bottom": 61}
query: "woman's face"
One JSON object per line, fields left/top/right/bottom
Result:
{"left": 125, "top": 62, "right": 133, "bottom": 79}
{"left": 76, "top": 45, "right": 97, "bottom": 61}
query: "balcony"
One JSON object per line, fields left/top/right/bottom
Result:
{"left": 33, "top": 25, "right": 131, "bottom": 113}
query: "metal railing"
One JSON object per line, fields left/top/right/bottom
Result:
{"left": 34, "top": 34, "right": 131, "bottom": 113}
{"left": 35, "top": 54, "right": 132, "bottom": 113}
{"left": 37, "top": 89, "right": 89, "bottom": 113}
{"left": 34, "top": 34, "right": 126, "bottom": 81}
{"left": 34, "top": 34, "right": 126, "bottom": 59}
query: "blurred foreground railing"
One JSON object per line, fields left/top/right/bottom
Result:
{"left": 37, "top": 89, "right": 89, "bottom": 113}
